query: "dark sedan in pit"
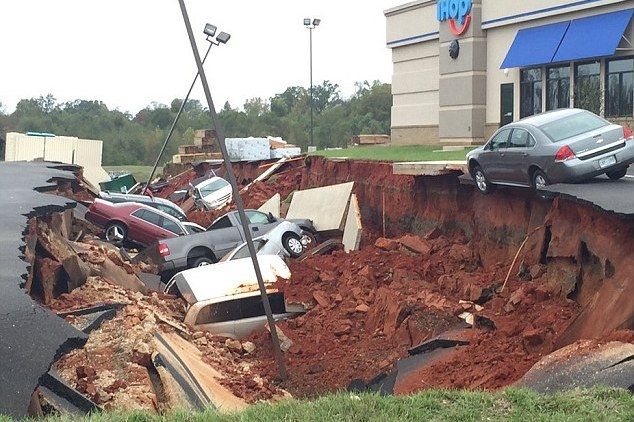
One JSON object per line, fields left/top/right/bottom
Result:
{"left": 467, "top": 109, "right": 634, "bottom": 194}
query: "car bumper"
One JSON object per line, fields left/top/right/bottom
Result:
{"left": 158, "top": 257, "right": 188, "bottom": 273}
{"left": 547, "top": 141, "right": 634, "bottom": 183}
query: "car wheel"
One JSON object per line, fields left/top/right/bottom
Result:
{"left": 532, "top": 169, "right": 551, "bottom": 189}
{"left": 192, "top": 256, "right": 215, "bottom": 268}
{"left": 105, "top": 222, "right": 127, "bottom": 244}
{"left": 472, "top": 166, "right": 494, "bottom": 194}
{"left": 606, "top": 168, "right": 627, "bottom": 180}
{"left": 282, "top": 233, "right": 304, "bottom": 258}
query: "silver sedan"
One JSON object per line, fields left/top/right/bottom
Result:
{"left": 467, "top": 108, "right": 634, "bottom": 194}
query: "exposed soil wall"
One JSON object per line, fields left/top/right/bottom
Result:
{"left": 298, "top": 157, "right": 633, "bottom": 342}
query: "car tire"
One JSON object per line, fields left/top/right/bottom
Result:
{"left": 282, "top": 233, "right": 304, "bottom": 258}
{"left": 606, "top": 168, "right": 627, "bottom": 180}
{"left": 472, "top": 166, "right": 494, "bottom": 194}
{"left": 531, "top": 169, "right": 551, "bottom": 189}
{"left": 105, "top": 222, "right": 128, "bottom": 244}
{"left": 192, "top": 256, "right": 215, "bottom": 268}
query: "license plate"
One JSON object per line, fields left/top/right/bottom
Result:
{"left": 598, "top": 155, "right": 617, "bottom": 169}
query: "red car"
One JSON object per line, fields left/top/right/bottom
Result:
{"left": 85, "top": 199, "right": 189, "bottom": 246}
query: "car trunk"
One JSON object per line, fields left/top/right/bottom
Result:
{"left": 567, "top": 125, "right": 625, "bottom": 158}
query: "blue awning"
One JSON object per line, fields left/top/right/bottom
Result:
{"left": 500, "top": 21, "right": 570, "bottom": 69}
{"left": 552, "top": 9, "right": 634, "bottom": 63}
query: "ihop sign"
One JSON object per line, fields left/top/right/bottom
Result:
{"left": 437, "top": 0, "right": 473, "bottom": 36}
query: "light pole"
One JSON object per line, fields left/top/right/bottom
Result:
{"left": 177, "top": 0, "right": 288, "bottom": 381}
{"left": 143, "top": 24, "right": 231, "bottom": 195}
{"left": 303, "top": 18, "right": 320, "bottom": 147}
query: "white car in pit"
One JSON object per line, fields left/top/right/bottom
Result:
{"left": 191, "top": 176, "right": 233, "bottom": 210}
{"left": 164, "top": 255, "right": 301, "bottom": 339}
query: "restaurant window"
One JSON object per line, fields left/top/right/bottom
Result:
{"left": 575, "top": 61, "right": 601, "bottom": 115}
{"left": 546, "top": 66, "right": 570, "bottom": 111}
{"left": 606, "top": 57, "right": 633, "bottom": 117}
{"left": 520, "top": 68, "right": 542, "bottom": 118}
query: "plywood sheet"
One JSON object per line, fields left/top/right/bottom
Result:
{"left": 258, "top": 193, "right": 281, "bottom": 218}
{"left": 342, "top": 194, "right": 362, "bottom": 252}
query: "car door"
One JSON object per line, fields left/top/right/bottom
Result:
{"left": 129, "top": 209, "right": 151, "bottom": 245}
{"left": 137, "top": 209, "right": 173, "bottom": 244}
{"left": 245, "top": 210, "right": 276, "bottom": 236}
{"left": 478, "top": 128, "right": 512, "bottom": 182}
{"left": 208, "top": 215, "right": 244, "bottom": 257}
{"left": 505, "top": 128, "right": 536, "bottom": 185}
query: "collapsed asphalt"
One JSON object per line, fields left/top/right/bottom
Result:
{"left": 0, "top": 162, "right": 87, "bottom": 418}
{"left": 540, "top": 177, "right": 634, "bottom": 217}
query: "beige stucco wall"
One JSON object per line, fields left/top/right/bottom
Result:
{"left": 386, "top": 0, "right": 438, "bottom": 45}
{"left": 387, "top": 1, "right": 440, "bottom": 144}
{"left": 482, "top": 0, "right": 628, "bottom": 28}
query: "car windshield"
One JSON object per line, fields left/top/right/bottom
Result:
{"left": 199, "top": 179, "right": 229, "bottom": 197}
{"left": 538, "top": 111, "right": 608, "bottom": 142}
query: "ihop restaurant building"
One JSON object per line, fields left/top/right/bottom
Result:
{"left": 384, "top": 0, "right": 634, "bottom": 145}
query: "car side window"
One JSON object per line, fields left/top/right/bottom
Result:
{"left": 157, "top": 204, "right": 180, "bottom": 219}
{"left": 246, "top": 211, "right": 270, "bottom": 225}
{"left": 210, "top": 216, "right": 232, "bottom": 230}
{"left": 162, "top": 218, "right": 183, "bottom": 235}
{"left": 489, "top": 129, "right": 511, "bottom": 150}
{"left": 131, "top": 209, "right": 146, "bottom": 219}
{"left": 139, "top": 210, "right": 162, "bottom": 226}
{"left": 509, "top": 129, "right": 530, "bottom": 148}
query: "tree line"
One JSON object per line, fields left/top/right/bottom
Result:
{"left": 0, "top": 80, "right": 391, "bottom": 166}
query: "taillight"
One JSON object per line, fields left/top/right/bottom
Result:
{"left": 623, "top": 126, "right": 633, "bottom": 141}
{"left": 158, "top": 243, "right": 170, "bottom": 257}
{"left": 555, "top": 145, "right": 576, "bottom": 163}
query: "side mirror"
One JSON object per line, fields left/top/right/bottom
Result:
{"left": 268, "top": 212, "right": 276, "bottom": 223}
{"left": 192, "top": 189, "right": 201, "bottom": 199}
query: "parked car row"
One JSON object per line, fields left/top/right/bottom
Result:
{"left": 147, "top": 210, "right": 316, "bottom": 273}
{"left": 467, "top": 108, "right": 634, "bottom": 194}
{"left": 86, "top": 193, "right": 316, "bottom": 272}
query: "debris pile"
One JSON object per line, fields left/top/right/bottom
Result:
{"left": 29, "top": 212, "right": 286, "bottom": 414}
{"left": 246, "top": 232, "right": 581, "bottom": 397}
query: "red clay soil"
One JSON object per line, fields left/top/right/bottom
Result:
{"left": 246, "top": 233, "right": 580, "bottom": 398}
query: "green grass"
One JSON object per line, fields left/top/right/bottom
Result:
{"left": 11, "top": 388, "right": 632, "bottom": 421}
{"left": 103, "top": 166, "right": 161, "bottom": 183}
{"left": 311, "top": 145, "right": 474, "bottom": 162}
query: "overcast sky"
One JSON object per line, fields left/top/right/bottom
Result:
{"left": 0, "top": 0, "right": 399, "bottom": 114}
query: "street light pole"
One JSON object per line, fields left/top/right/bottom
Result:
{"left": 304, "top": 18, "right": 320, "bottom": 148}
{"left": 177, "top": 0, "right": 287, "bottom": 381}
{"left": 309, "top": 27, "right": 313, "bottom": 147}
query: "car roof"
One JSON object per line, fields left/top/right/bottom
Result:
{"left": 100, "top": 191, "right": 184, "bottom": 212}
{"left": 517, "top": 108, "right": 586, "bottom": 127}
{"left": 95, "top": 198, "right": 183, "bottom": 224}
